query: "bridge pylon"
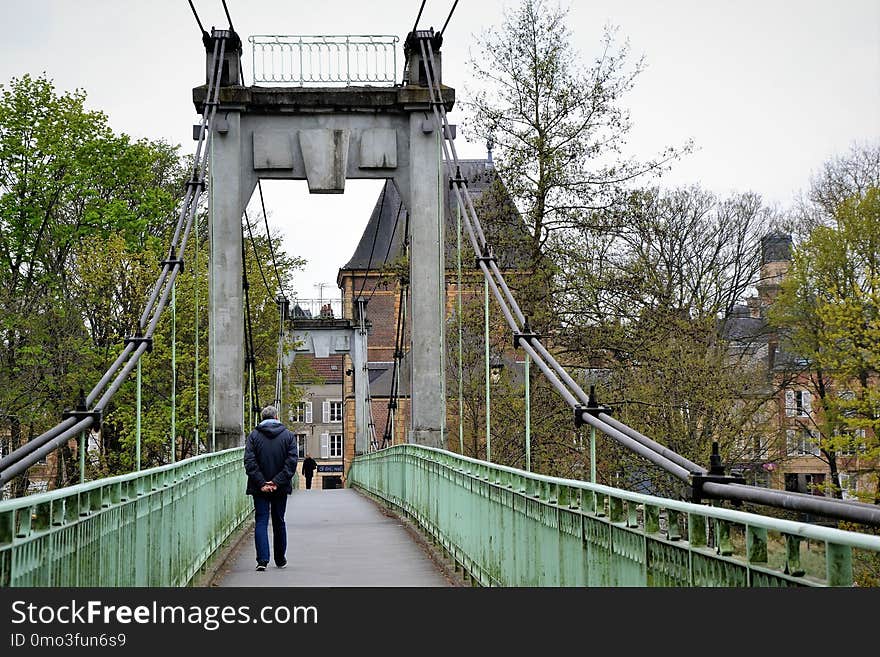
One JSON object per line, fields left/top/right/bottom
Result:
{"left": 198, "top": 28, "right": 453, "bottom": 449}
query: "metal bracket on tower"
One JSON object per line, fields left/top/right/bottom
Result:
{"left": 278, "top": 296, "right": 291, "bottom": 321}
{"left": 449, "top": 165, "right": 466, "bottom": 189}
{"left": 125, "top": 329, "right": 153, "bottom": 353}
{"left": 404, "top": 29, "right": 443, "bottom": 52}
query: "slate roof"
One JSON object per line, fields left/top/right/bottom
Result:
{"left": 367, "top": 357, "right": 410, "bottom": 398}
{"left": 340, "top": 159, "right": 533, "bottom": 274}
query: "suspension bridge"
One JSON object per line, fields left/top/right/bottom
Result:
{"left": 1, "top": 1, "right": 880, "bottom": 588}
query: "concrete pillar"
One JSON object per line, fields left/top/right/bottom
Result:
{"left": 209, "top": 111, "right": 246, "bottom": 449}
{"left": 408, "top": 113, "right": 446, "bottom": 448}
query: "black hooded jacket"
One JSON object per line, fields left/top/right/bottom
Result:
{"left": 244, "top": 420, "right": 299, "bottom": 495}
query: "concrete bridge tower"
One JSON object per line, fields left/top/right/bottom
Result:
{"left": 198, "top": 29, "right": 451, "bottom": 451}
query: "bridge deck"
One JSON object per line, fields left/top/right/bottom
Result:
{"left": 213, "top": 488, "right": 452, "bottom": 587}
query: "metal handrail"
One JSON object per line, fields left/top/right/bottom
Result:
{"left": 350, "top": 445, "right": 880, "bottom": 586}
{"left": 0, "top": 448, "right": 254, "bottom": 587}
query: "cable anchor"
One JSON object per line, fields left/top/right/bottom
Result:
{"left": 690, "top": 441, "right": 746, "bottom": 504}
{"left": 574, "top": 385, "right": 612, "bottom": 428}
{"left": 513, "top": 317, "right": 540, "bottom": 349}
{"left": 160, "top": 246, "right": 185, "bottom": 273}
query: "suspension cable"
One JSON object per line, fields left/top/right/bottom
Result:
{"left": 382, "top": 207, "right": 411, "bottom": 448}
{"left": 221, "top": 0, "right": 235, "bottom": 32}
{"left": 251, "top": 182, "right": 290, "bottom": 417}
{"left": 187, "top": 0, "right": 208, "bottom": 37}
{"left": 194, "top": 207, "right": 201, "bottom": 457}
{"left": 439, "top": 0, "right": 459, "bottom": 37}
{"left": 244, "top": 209, "right": 274, "bottom": 296}
{"left": 383, "top": 283, "right": 407, "bottom": 448}
{"left": 364, "top": 198, "right": 403, "bottom": 307}
{"left": 411, "top": 0, "right": 427, "bottom": 34}
{"left": 256, "top": 180, "right": 288, "bottom": 300}
{"left": 356, "top": 183, "right": 387, "bottom": 302}
{"left": 241, "top": 222, "right": 261, "bottom": 425}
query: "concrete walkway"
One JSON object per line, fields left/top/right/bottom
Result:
{"left": 214, "top": 488, "right": 452, "bottom": 587}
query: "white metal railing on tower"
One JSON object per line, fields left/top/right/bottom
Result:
{"left": 249, "top": 35, "right": 399, "bottom": 86}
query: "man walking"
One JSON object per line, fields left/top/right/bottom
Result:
{"left": 302, "top": 453, "right": 318, "bottom": 490}
{"left": 244, "top": 405, "right": 298, "bottom": 571}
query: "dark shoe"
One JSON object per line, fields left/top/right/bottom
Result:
{"left": 256, "top": 562, "right": 267, "bottom": 572}
{"left": 276, "top": 559, "right": 287, "bottom": 569}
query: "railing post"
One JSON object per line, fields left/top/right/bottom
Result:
{"left": 645, "top": 504, "right": 660, "bottom": 534}
{"left": 784, "top": 534, "right": 805, "bottom": 576}
{"left": 688, "top": 512, "right": 707, "bottom": 548}
{"left": 826, "top": 543, "right": 853, "bottom": 586}
{"left": 746, "top": 525, "right": 767, "bottom": 564}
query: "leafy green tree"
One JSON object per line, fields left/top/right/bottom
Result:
{"left": 0, "top": 74, "right": 307, "bottom": 490}
{"left": 771, "top": 187, "right": 880, "bottom": 501}
{"left": 0, "top": 74, "right": 183, "bottom": 492}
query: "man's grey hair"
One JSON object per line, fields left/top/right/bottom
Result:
{"left": 261, "top": 405, "right": 278, "bottom": 421}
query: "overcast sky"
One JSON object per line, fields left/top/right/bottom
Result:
{"left": 2, "top": 0, "right": 878, "bottom": 301}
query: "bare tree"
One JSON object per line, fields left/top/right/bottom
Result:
{"left": 464, "top": 0, "right": 689, "bottom": 322}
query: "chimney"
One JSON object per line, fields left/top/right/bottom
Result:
{"left": 758, "top": 232, "right": 792, "bottom": 306}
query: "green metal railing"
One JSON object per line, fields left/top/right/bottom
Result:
{"left": 0, "top": 447, "right": 250, "bottom": 587}
{"left": 349, "top": 445, "right": 880, "bottom": 587}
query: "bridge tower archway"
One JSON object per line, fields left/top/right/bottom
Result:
{"left": 199, "top": 31, "right": 451, "bottom": 451}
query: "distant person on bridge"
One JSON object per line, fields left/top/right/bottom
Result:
{"left": 302, "top": 454, "right": 318, "bottom": 490}
{"left": 244, "top": 405, "right": 298, "bottom": 572}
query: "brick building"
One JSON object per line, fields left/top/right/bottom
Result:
{"left": 287, "top": 354, "right": 345, "bottom": 489}
{"left": 335, "top": 157, "right": 531, "bottom": 479}
{"left": 725, "top": 233, "right": 878, "bottom": 501}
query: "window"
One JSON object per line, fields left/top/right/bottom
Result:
{"left": 835, "top": 427, "right": 866, "bottom": 456}
{"left": 329, "top": 433, "right": 343, "bottom": 458}
{"left": 786, "top": 428, "right": 820, "bottom": 456}
{"left": 295, "top": 433, "right": 307, "bottom": 459}
{"left": 784, "top": 473, "right": 826, "bottom": 495}
{"left": 290, "top": 401, "right": 312, "bottom": 424}
{"left": 838, "top": 472, "right": 858, "bottom": 500}
{"left": 785, "top": 390, "right": 811, "bottom": 417}
{"left": 323, "top": 400, "right": 343, "bottom": 423}
{"left": 804, "top": 473, "right": 826, "bottom": 496}
{"left": 751, "top": 435, "right": 767, "bottom": 460}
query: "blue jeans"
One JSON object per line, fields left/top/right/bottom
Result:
{"left": 253, "top": 493, "right": 288, "bottom": 566}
